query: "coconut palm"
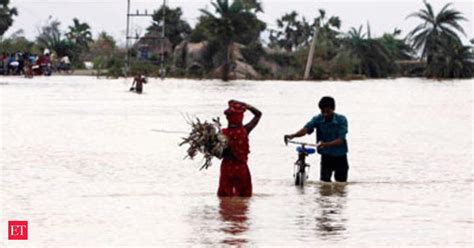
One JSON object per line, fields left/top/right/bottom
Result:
{"left": 312, "top": 9, "right": 341, "bottom": 60}
{"left": 313, "top": 9, "right": 341, "bottom": 42}
{"left": 407, "top": 1, "right": 467, "bottom": 62}
{"left": 380, "top": 28, "right": 413, "bottom": 60}
{"left": 36, "top": 19, "right": 63, "bottom": 52}
{"left": 66, "top": 18, "right": 93, "bottom": 50}
{"left": 426, "top": 41, "right": 473, "bottom": 78}
{"left": 200, "top": 0, "right": 265, "bottom": 81}
{"left": 343, "top": 25, "right": 393, "bottom": 78}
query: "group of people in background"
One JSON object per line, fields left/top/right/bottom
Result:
{"left": 0, "top": 49, "right": 72, "bottom": 77}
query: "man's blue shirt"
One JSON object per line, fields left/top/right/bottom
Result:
{"left": 304, "top": 113, "right": 348, "bottom": 156}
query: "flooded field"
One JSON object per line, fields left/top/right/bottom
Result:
{"left": 0, "top": 76, "right": 472, "bottom": 247}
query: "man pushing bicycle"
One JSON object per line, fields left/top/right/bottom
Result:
{"left": 284, "top": 96, "right": 349, "bottom": 182}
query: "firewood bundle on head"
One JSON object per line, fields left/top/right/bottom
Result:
{"left": 180, "top": 117, "right": 228, "bottom": 170}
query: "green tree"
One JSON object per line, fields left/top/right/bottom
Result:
{"left": 313, "top": 9, "right": 341, "bottom": 40}
{"left": 148, "top": 6, "right": 191, "bottom": 50}
{"left": 66, "top": 18, "right": 93, "bottom": 50}
{"left": 89, "top": 31, "right": 117, "bottom": 75}
{"left": 311, "top": 9, "right": 341, "bottom": 60}
{"left": 0, "top": 0, "right": 17, "bottom": 36}
{"left": 0, "top": 29, "right": 35, "bottom": 53}
{"left": 343, "top": 25, "right": 393, "bottom": 78}
{"left": 269, "top": 9, "right": 340, "bottom": 54}
{"left": 36, "top": 19, "right": 76, "bottom": 60}
{"left": 379, "top": 28, "right": 413, "bottom": 60}
{"left": 407, "top": 1, "right": 467, "bottom": 63}
{"left": 93, "top": 32, "right": 116, "bottom": 51}
{"left": 425, "top": 40, "right": 473, "bottom": 78}
{"left": 36, "top": 19, "right": 63, "bottom": 52}
{"left": 200, "top": 0, "right": 265, "bottom": 81}
{"left": 189, "top": 15, "right": 213, "bottom": 43}
{"left": 269, "top": 11, "right": 312, "bottom": 52}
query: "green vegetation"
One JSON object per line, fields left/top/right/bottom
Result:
{"left": 0, "top": 0, "right": 17, "bottom": 36}
{"left": 407, "top": 1, "right": 471, "bottom": 78}
{"left": 148, "top": 6, "right": 191, "bottom": 50}
{"left": 198, "top": 0, "right": 266, "bottom": 81}
{"left": 0, "top": 0, "right": 472, "bottom": 80}
{"left": 269, "top": 11, "right": 313, "bottom": 52}
{"left": 89, "top": 32, "right": 118, "bottom": 76}
{"left": 343, "top": 25, "right": 394, "bottom": 78}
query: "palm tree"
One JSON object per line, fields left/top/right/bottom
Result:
{"left": 66, "top": 18, "right": 93, "bottom": 50}
{"left": 312, "top": 9, "right": 341, "bottom": 59}
{"left": 343, "top": 25, "right": 393, "bottom": 78}
{"left": 36, "top": 19, "right": 76, "bottom": 59}
{"left": 36, "top": 19, "right": 63, "bottom": 52}
{"left": 313, "top": 9, "right": 341, "bottom": 42}
{"left": 426, "top": 42, "right": 473, "bottom": 78}
{"left": 380, "top": 28, "right": 413, "bottom": 60}
{"left": 303, "top": 9, "right": 341, "bottom": 79}
{"left": 407, "top": 1, "right": 467, "bottom": 63}
{"left": 200, "top": 0, "right": 264, "bottom": 81}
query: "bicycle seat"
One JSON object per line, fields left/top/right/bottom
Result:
{"left": 296, "top": 146, "right": 316, "bottom": 155}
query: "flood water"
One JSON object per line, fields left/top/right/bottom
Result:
{"left": 1, "top": 76, "right": 472, "bottom": 247}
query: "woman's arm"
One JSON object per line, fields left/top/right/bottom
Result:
{"left": 230, "top": 100, "right": 262, "bottom": 134}
{"left": 244, "top": 103, "right": 262, "bottom": 134}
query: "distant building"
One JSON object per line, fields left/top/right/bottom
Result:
{"left": 134, "top": 31, "right": 172, "bottom": 60}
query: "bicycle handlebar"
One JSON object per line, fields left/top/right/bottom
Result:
{"left": 287, "top": 140, "right": 318, "bottom": 147}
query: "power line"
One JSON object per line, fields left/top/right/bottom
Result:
{"left": 125, "top": 0, "right": 166, "bottom": 79}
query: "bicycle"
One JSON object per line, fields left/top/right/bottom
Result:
{"left": 287, "top": 140, "right": 317, "bottom": 187}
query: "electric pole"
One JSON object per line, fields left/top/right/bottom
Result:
{"left": 125, "top": 0, "right": 165, "bottom": 79}
{"left": 125, "top": 0, "right": 131, "bottom": 77}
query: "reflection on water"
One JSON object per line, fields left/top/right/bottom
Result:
{"left": 219, "top": 197, "right": 250, "bottom": 246}
{"left": 1, "top": 77, "right": 472, "bottom": 246}
{"left": 292, "top": 183, "right": 348, "bottom": 243}
{"left": 186, "top": 197, "right": 250, "bottom": 246}
{"left": 315, "top": 183, "right": 347, "bottom": 239}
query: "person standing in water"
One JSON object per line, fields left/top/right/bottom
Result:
{"left": 284, "top": 96, "right": 349, "bottom": 182}
{"left": 130, "top": 74, "right": 147, "bottom": 94}
{"left": 218, "top": 100, "right": 262, "bottom": 197}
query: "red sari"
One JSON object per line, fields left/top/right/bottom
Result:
{"left": 218, "top": 102, "right": 252, "bottom": 197}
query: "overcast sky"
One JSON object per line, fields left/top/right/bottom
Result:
{"left": 5, "top": 0, "right": 473, "bottom": 45}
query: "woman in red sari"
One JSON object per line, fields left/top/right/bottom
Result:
{"left": 218, "top": 100, "right": 262, "bottom": 197}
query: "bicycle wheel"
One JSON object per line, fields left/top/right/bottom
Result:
{"left": 295, "top": 172, "right": 305, "bottom": 187}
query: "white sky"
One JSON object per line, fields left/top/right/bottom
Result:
{"left": 5, "top": 0, "right": 474, "bottom": 46}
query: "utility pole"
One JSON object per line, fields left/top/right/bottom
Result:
{"left": 125, "top": 0, "right": 165, "bottom": 79}
{"left": 304, "top": 26, "right": 318, "bottom": 80}
{"left": 125, "top": 0, "right": 131, "bottom": 77}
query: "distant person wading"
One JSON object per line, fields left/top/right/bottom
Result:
{"left": 130, "top": 74, "right": 147, "bottom": 94}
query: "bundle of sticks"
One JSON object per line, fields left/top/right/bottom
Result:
{"left": 179, "top": 117, "right": 228, "bottom": 170}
